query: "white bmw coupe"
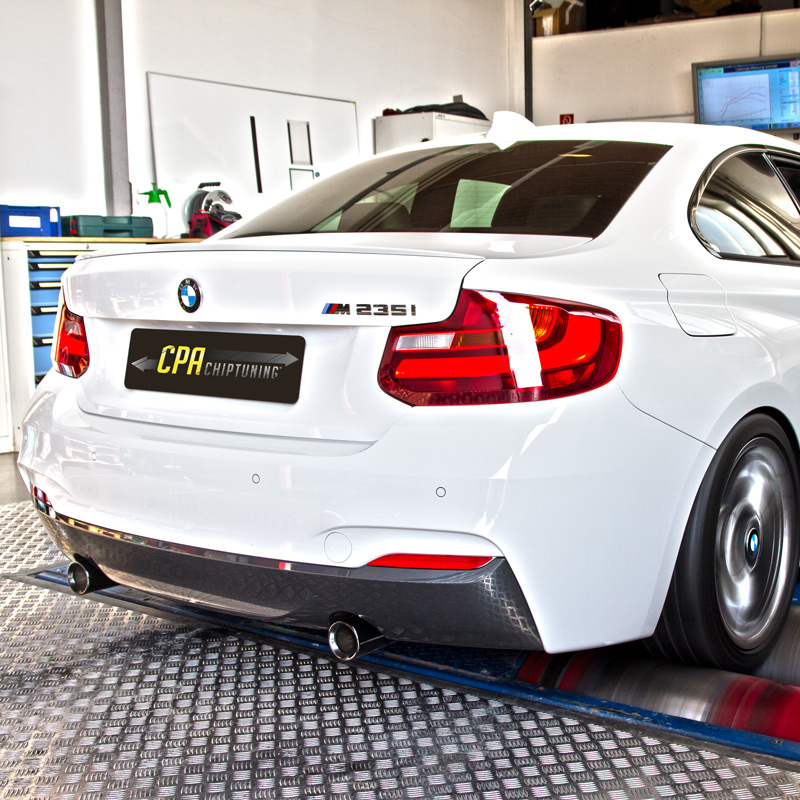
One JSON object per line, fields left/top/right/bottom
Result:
{"left": 19, "top": 113, "right": 800, "bottom": 671}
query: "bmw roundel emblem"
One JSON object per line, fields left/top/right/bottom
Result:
{"left": 178, "top": 278, "right": 201, "bottom": 313}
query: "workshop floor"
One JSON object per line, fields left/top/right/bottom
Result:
{"left": 0, "top": 452, "right": 28, "bottom": 505}
{"left": 1, "top": 494, "right": 800, "bottom": 797}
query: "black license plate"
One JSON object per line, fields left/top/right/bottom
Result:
{"left": 125, "top": 329, "right": 305, "bottom": 403}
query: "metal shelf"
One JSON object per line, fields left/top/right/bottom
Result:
{"left": 0, "top": 237, "right": 199, "bottom": 452}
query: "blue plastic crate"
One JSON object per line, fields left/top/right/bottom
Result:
{"left": 0, "top": 205, "right": 61, "bottom": 237}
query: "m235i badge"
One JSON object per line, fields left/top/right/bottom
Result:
{"left": 322, "top": 303, "right": 416, "bottom": 316}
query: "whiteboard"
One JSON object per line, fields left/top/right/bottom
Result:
{"left": 147, "top": 73, "right": 360, "bottom": 235}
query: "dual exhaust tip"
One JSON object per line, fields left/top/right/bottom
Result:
{"left": 66, "top": 557, "right": 387, "bottom": 662}
{"left": 66, "top": 559, "right": 116, "bottom": 595}
{"left": 328, "top": 615, "right": 389, "bottom": 661}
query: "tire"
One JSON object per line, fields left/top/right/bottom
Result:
{"left": 647, "top": 414, "right": 799, "bottom": 672}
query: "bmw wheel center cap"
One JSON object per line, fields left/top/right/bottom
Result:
{"left": 178, "top": 278, "right": 201, "bottom": 313}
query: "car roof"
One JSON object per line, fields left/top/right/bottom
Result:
{"left": 514, "top": 121, "right": 800, "bottom": 151}
{"left": 388, "top": 114, "right": 800, "bottom": 159}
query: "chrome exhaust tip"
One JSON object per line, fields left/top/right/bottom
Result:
{"left": 66, "top": 559, "right": 116, "bottom": 595}
{"left": 328, "top": 615, "right": 390, "bottom": 661}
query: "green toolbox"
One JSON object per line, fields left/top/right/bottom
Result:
{"left": 62, "top": 215, "right": 154, "bottom": 238}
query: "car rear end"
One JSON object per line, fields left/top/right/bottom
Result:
{"left": 18, "top": 127, "right": 712, "bottom": 653}
{"left": 20, "top": 240, "right": 543, "bottom": 648}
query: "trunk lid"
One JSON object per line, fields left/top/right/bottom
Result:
{"left": 64, "top": 241, "right": 483, "bottom": 442}
{"left": 63, "top": 235, "right": 588, "bottom": 442}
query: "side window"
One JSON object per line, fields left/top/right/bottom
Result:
{"left": 693, "top": 152, "right": 800, "bottom": 261}
{"left": 772, "top": 157, "right": 800, "bottom": 207}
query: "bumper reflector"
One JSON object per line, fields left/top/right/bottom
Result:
{"left": 367, "top": 554, "right": 494, "bottom": 570}
{"left": 32, "top": 486, "right": 53, "bottom": 516}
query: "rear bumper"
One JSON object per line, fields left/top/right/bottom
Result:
{"left": 19, "top": 373, "right": 714, "bottom": 653}
{"left": 37, "top": 507, "right": 542, "bottom": 650}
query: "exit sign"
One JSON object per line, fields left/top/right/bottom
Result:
{"left": 560, "top": 114, "right": 575, "bottom": 125}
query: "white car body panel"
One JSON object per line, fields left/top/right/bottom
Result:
{"left": 64, "top": 247, "right": 483, "bottom": 325}
{"left": 658, "top": 274, "right": 737, "bottom": 336}
{"left": 17, "top": 120, "right": 800, "bottom": 655}
{"left": 20, "top": 374, "right": 711, "bottom": 652}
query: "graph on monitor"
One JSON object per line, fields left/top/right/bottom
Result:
{"left": 700, "top": 73, "right": 771, "bottom": 125}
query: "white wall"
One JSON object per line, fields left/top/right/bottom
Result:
{"left": 0, "top": 0, "right": 518, "bottom": 221}
{"left": 0, "top": 0, "right": 106, "bottom": 215}
{"left": 531, "top": 9, "right": 800, "bottom": 143}
{"left": 121, "top": 0, "right": 520, "bottom": 212}
{"left": 4, "top": 3, "right": 800, "bottom": 223}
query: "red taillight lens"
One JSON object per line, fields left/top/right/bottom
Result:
{"left": 367, "top": 554, "right": 494, "bottom": 570}
{"left": 379, "top": 290, "right": 621, "bottom": 406}
{"left": 54, "top": 303, "right": 90, "bottom": 378}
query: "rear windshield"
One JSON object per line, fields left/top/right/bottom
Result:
{"left": 225, "top": 140, "right": 670, "bottom": 240}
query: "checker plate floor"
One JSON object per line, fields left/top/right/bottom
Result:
{"left": 2, "top": 501, "right": 800, "bottom": 799}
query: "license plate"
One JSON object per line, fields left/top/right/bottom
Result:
{"left": 125, "top": 329, "right": 305, "bottom": 403}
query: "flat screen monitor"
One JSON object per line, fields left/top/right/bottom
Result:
{"left": 693, "top": 55, "right": 800, "bottom": 132}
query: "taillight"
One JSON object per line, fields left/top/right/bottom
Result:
{"left": 367, "top": 554, "right": 494, "bottom": 570}
{"left": 53, "top": 302, "right": 90, "bottom": 378}
{"left": 379, "top": 289, "right": 621, "bottom": 406}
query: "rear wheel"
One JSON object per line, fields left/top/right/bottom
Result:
{"left": 648, "top": 414, "right": 799, "bottom": 672}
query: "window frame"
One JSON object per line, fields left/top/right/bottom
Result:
{"left": 689, "top": 145, "right": 800, "bottom": 265}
